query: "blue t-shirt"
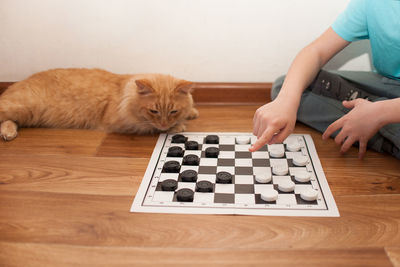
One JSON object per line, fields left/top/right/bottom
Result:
{"left": 332, "top": 0, "right": 400, "bottom": 80}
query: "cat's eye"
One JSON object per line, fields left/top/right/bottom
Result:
{"left": 170, "top": 110, "right": 178, "bottom": 114}
{"left": 149, "top": 109, "right": 159, "bottom": 114}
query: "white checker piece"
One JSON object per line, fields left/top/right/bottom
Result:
{"left": 236, "top": 136, "right": 251, "bottom": 145}
{"left": 300, "top": 188, "right": 319, "bottom": 201}
{"left": 294, "top": 170, "right": 312, "bottom": 183}
{"left": 255, "top": 172, "right": 272, "bottom": 183}
{"left": 286, "top": 142, "right": 302, "bottom": 152}
{"left": 272, "top": 165, "right": 289, "bottom": 176}
{"left": 131, "top": 133, "right": 339, "bottom": 217}
{"left": 261, "top": 189, "right": 278, "bottom": 202}
{"left": 292, "top": 154, "right": 309, "bottom": 167}
{"left": 268, "top": 144, "right": 285, "bottom": 158}
{"left": 253, "top": 167, "right": 271, "bottom": 176}
{"left": 278, "top": 180, "right": 295, "bottom": 192}
{"left": 269, "top": 158, "right": 288, "bottom": 167}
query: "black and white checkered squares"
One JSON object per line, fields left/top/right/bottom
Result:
{"left": 133, "top": 133, "right": 339, "bottom": 217}
{"left": 152, "top": 133, "right": 319, "bottom": 207}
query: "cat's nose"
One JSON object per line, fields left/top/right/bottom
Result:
{"left": 159, "top": 122, "right": 168, "bottom": 129}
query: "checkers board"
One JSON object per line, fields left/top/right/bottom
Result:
{"left": 130, "top": 132, "right": 339, "bottom": 217}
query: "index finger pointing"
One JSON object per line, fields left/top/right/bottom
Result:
{"left": 249, "top": 128, "right": 276, "bottom": 152}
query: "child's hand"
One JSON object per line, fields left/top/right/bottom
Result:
{"left": 250, "top": 97, "right": 298, "bottom": 152}
{"left": 322, "top": 99, "right": 384, "bottom": 159}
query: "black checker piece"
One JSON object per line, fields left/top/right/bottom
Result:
{"left": 162, "top": 160, "right": 181, "bottom": 173}
{"left": 182, "top": 154, "right": 200, "bottom": 165}
{"left": 176, "top": 188, "right": 194, "bottom": 202}
{"left": 161, "top": 179, "right": 178, "bottom": 191}
{"left": 205, "top": 147, "right": 219, "bottom": 158}
{"left": 171, "top": 134, "right": 187, "bottom": 143}
{"left": 185, "top": 140, "right": 199, "bottom": 150}
{"left": 216, "top": 171, "right": 233, "bottom": 184}
{"left": 205, "top": 135, "right": 219, "bottom": 144}
{"left": 179, "top": 170, "right": 198, "bottom": 182}
{"left": 167, "top": 146, "right": 184, "bottom": 157}
{"left": 196, "top": 180, "right": 214, "bottom": 192}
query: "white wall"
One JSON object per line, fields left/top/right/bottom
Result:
{"left": 0, "top": 0, "right": 372, "bottom": 82}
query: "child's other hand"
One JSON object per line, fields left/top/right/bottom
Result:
{"left": 322, "top": 99, "right": 383, "bottom": 159}
{"left": 250, "top": 97, "right": 297, "bottom": 152}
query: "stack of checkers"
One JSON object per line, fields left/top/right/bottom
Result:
{"left": 153, "top": 134, "right": 319, "bottom": 205}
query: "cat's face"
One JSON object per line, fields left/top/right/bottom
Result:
{"left": 135, "top": 75, "right": 194, "bottom": 131}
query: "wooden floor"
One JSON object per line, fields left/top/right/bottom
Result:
{"left": 0, "top": 105, "right": 399, "bottom": 267}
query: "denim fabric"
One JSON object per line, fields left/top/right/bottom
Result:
{"left": 271, "top": 71, "right": 400, "bottom": 159}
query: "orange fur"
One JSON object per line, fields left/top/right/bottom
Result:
{"left": 0, "top": 68, "right": 199, "bottom": 141}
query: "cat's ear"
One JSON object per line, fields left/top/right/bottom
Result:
{"left": 135, "top": 79, "right": 154, "bottom": 95}
{"left": 175, "top": 81, "right": 194, "bottom": 94}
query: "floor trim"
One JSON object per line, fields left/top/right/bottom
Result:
{"left": 0, "top": 81, "right": 271, "bottom": 105}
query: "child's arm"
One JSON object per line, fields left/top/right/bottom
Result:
{"left": 323, "top": 97, "right": 400, "bottom": 159}
{"left": 250, "top": 27, "right": 350, "bottom": 151}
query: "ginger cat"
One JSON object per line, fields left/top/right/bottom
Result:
{"left": 0, "top": 68, "right": 199, "bottom": 141}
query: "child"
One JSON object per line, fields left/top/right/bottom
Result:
{"left": 250, "top": 0, "right": 400, "bottom": 159}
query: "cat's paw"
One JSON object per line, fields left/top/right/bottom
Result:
{"left": 0, "top": 120, "right": 18, "bottom": 141}
{"left": 186, "top": 108, "right": 199, "bottom": 120}
{"left": 168, "top": 123, "right": 186, "bottom": 133}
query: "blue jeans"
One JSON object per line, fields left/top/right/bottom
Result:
{"left": 271, "top": 70, "right": 400, "bottom": 159}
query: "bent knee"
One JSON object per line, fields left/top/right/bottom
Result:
{"left": 271, "top": 75, "right": 286, "bottom": 100}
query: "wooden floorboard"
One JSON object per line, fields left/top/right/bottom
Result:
{"left": 0, "top": 105, "right": 399, "bottom": 266}
{"left": 0, "top": 190, "right": 399, "bottom": 249}
{"left": 0, "top": 242, "right": 393, "bottom": 267}
{"left": 386, "top": 247, "right": 400, "bottom": 266}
